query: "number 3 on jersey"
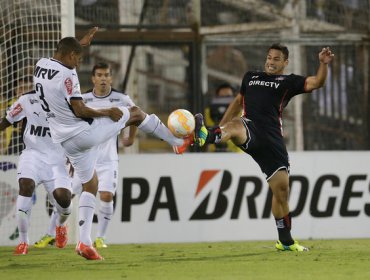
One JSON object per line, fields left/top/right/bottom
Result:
{"left": 36, "top": 83, "right": 50, "bottom": 112}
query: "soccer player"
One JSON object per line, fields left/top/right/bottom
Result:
{"left": 82, "top": 62, "right": 137, "bottom": 248}
{"left": 0, "top": 90, "right": 72, "bottom": 255}
{"left": 35, "top": 62, "right": 138, "bottom": 248}
{"left": 2, "top": 77, "right": 34, "bottom": 155}
{"left": 34, "top": 32, "right": 190, "bottom": 260}
{"left": 194, "top": 44, "right": 334, "bottom": 251}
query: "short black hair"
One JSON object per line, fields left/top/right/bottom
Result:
{"left": 268, "top": 43, "right": 289, "bottom": 60}
{"left": 215, "top": 82, "right": 234, "bottom": 96}
{"left": 56, "top": 37, "right": 83, "bottom": 56}
{"left": 91, "top": 62, "right": 111, "bottom": 76}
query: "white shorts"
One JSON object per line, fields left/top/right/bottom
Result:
{"left": 17, "top": 150, "right": 72, "bottom": 194}
{"left": 61, "top": 107, "right": 129, "bottom": 184}
{"left": 72, "top": 161, "right": 118, "bottom": 195}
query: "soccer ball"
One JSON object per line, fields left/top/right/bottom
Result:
{"left": 167, "top": 109, "right": 195, "bottom": 138}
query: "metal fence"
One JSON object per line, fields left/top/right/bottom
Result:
{"left": 1, "top": 0, "right": 369, "bottom": 154}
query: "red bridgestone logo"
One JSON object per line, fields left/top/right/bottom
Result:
{"left": 195, "top": 170, "right": 220, "bottom": 197}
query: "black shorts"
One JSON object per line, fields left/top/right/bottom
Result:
{"left": 238, "top": 117, "right": 290, "bottom": 181}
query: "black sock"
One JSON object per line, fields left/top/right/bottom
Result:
{"left": 206, "top": 126, "right": 222, "bottom": 144}
{"left": 275, "top": 213, "right": 294, "bottom": 245}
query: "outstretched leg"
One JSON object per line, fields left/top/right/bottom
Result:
{"left": 127, "top": 106, "right": 190, "bottom": 153}
{"left": 193, "top": 113, "right": 247, "bottom": 147}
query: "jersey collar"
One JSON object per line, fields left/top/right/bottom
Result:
{"left": 50, "top": 58, "right": 74, "bottom": 70}
{"left": 92, "top": 87, "right": 112, "bottom": 98}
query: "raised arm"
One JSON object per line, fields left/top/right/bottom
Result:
{"left": 219, "top": 93, "right": 243, "bottom": 126}
{"left": 305, "top": 47, "right": 335, "bottom": 92}
{"left": 79, "top": 27, "right": 99, "bottom": 47}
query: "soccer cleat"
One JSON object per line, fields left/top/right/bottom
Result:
{"left": 55, "top": 225, "right": 68, "bottom": 248}
{"left": 14, "top": 242, "right": 28, "bottom": 255}
{"left": 194, "top": 113, "right": 208, "bottom": 147}
{"left": 173, "top": 135, "right": 193, "bottom": 154}
{"left": 34, "top": 234, "right": 55, "bottom": 248}
{"left": 275, "top": 240, "right": 309, "bottom": 252}
{"left": 94, "top": 237, "right": 108, "bottom": 248}
{"left": 76, "top": 241, "right": 104, "bottom": 260}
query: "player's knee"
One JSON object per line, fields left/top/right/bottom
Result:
{"left": 54, "top": 199, "right": 72, "bottom": 216}
{"left": 279, "top": 186, "right": 289, "bottom": 199}
{"left": 269, "top": 175, "right": 290, "bottom": 202}
{"left": 228, "top": 121, "right": 248, "bottom": 145}
{"left": 18, "top": 178, "right": 35, "bottom": 196}
{"left": 53, "top": 188, "right": 72, "bottom": 208}
{"left": 99, "top": 191, "right": 114, "bottom": 202}
{"left": 128, "top": 106, "right": 145, "bottom": 126}
{"left": 273, "top": 184, "right": 289, "bottom": 203}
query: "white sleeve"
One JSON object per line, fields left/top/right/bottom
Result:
{"left": 5, "top": 97, "right": 26, "bottom": 124}
{"left": 62, "top": 69, "right": 83, "bottom": 104}
{"left": 121, "top": 94, "right": 136, "bottom": 107}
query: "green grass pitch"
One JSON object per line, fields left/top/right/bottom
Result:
{"left": 1, "top": 239, "right": 370, "bottom": 280}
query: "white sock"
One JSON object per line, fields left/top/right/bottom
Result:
{"left": 47, "top": 208, "right": 58, "bottom": 236}
{"left": 78, "top": 192, "right": 96, "bottom": 246}
{"left": 138, "top": 114, "right": 183, "bottom": 146}
{"left": 16, "top": 195, "right": 33, "bottom": 244}
{"left": 54, "top": 200, "right": 72, "bottom": 226}
{"left": 97, "top": 201, "right": 114, "bottom": 239}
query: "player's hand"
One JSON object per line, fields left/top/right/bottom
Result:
{"left": 122, "top": 137, "right": 134, "bottom": 147}
{"left": 109, "top": 107, "right": 123, "bottom": 122}
{"left": 319, "top": 47, "right": 334, "bottom": 64}
{"left": 79, "top": 27, "right": 98, "bottom": 47}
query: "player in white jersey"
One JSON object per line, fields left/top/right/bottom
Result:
{"left": 0, "top": 90, "right": 72, "bottom": 255}
{"left": 35, "top": 62, "right": 137, "bottom": 248}
{"left": 34, "top": 33, "right": 191, "bottom": 260}
{"left": 83, "top": 62, "right": 137, "bottom": 248}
